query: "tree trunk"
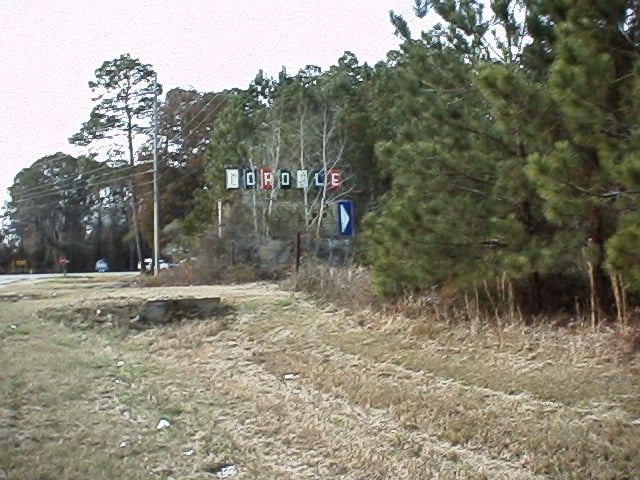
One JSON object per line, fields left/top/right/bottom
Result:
{"left": 585, "top": 203, "right": 609, "bottom": 323}
{"left": 299, "top": 107, "right": 311, "bottom": 230}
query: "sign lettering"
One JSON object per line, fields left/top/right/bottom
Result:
{"left": 279, "top": 169, "right": 292, "bottom": 189}
{"left": 225, "top": 168, "right": 240, "bottom": 189}
{"left": 260, "top": 169, "right": 274, "bottom": 190}
{"left": 329, "top": 169, "right": 342, "bottom": 190}
{"left": 226, "top": 167, "right": 344, "bottom": 190}
{"left": 313, "top": 169, "right": 325, "bottom": 189}
{"left": 296, "top": 170, "right": 309, "bottom": 189}
{"left": 244, "top": 168, "right": 257, "bottom": 189}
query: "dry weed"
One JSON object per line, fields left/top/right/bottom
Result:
{"left": 0, "top": 276, "right": 639, "bottom": 479}
{"left": 285, "top": 264, "right": 377, "bottom": 311}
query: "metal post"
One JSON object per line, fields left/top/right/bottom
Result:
{"left": 218, "top": 199, "right": 223, "bottom": 238}
{"left": 152, "top": 73, "right": 160, "bottom": 276}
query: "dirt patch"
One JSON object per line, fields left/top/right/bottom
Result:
{"left": 37, "top": 294, "right": 236, "bottom": 332}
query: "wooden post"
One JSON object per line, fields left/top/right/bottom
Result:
{"left": 231, "top": 240, "right": 236, "bottom": 266}
{"left": 295, "top": 231, "right": 301, "bottom": 273}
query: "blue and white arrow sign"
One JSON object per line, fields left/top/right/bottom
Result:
{"left": 337, "top": 200, "right": 354, "bottom": 236}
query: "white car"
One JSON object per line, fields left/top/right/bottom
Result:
{"left": 95, "top": 259, "right": 109, "bottom": 273}
{"left": 137, "top": 258, "right": 173, "bottom": 270}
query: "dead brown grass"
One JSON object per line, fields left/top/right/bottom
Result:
{"left": 282, "top": 264, "right": 378, "bottom": 311}
{"left": 0, "top": 274, "right": 638, "bottom": 479}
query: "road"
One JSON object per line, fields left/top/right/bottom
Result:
{"left": 0, "top": 272, "right": 136, "bottom": 288}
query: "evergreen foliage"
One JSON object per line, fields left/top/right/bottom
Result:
{"left": 4, "top": 154, "right": 130, "bottom": 272}
{"left": 361, "top": 0, "right": 640, "bottom": 318}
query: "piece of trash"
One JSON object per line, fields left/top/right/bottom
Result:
{"left": 216, "top": 465, "right": 237, "bottom": 478}
{"left": 283, "top": 373, "right": 299, "bottom": 380}
{"left": 10, "top": 324, "right": 17, "bottom": 329}
{"left": 182, "top": 447, "right": 195, "bottom": 456}
{"left": 116, "top": 360, "right": 125, "bottom": 368}
{"left": 115, "top": 378, "right": 125, "bottom": 385}
{"left": 128, "top": 314, "right": 148, "bottom": 330}
{"left": 156, "top": 418, "right": 171, "bottom": 430}
{"left": 96, "top": 308, "right": 102, "bottom": 316}
{"left": 119, "top": 440, "right": 129, "bottom": 448}
{"left": 204, "top": 463, "right": 238, "bottom": 478}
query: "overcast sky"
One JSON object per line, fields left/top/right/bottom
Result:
{"left": 0, "top": 0, "right": 422, "bottom": 208}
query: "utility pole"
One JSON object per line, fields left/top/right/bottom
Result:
{"left": 152, "top": 73, "right": 160, "bottom": 276}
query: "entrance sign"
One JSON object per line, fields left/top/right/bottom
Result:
{"left": 296, "top": 170, "right": 309, "bottom": 189}
{"left": 260, "top": 168, "right": 274, "bottom": 189}
{"left": 313, "top": 169, "right": 325, "bottom": 189}
{"left": 226, "top": 167, "right": 344, "bottom": 191}
{"left": 226, "top": 168, "right": 240, "bottom": 189}
{"left": 279, "top": 169, "right": 292, "bottom": 189}
{"left": 337, "top": 200, "right": 354, "bottom": 236}
{"left": 244, "top": 168, "right": 257, "bottom": 189}
{"left": 328, "top": 169, "right": 342, "bottom": 190}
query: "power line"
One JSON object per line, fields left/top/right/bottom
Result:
{"left": 8, "top": 161, "right": 136, "bottom": 200}
{"left": 10, "top": 87, "right": 229, "bottom": 180}
{"left": 5, "top": 88, "right": 232, "bottom": 207}
{"left": 8, "top": 167, "right": 154, "bottom": 206}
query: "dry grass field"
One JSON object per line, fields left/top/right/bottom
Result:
{"left": 0, "top": 274, "right": 639, "bottom": 479}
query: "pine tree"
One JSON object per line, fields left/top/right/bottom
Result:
{"left": 70, "top": 53, "right": 159, "bottom": 271}
{"left": 365, "top": 30, "right": 514, "bottom": 296}
{"left": 365, "top": 6, "right": 552, "bottom": 306}
{"left": 524, "top": 0, "right": 640, "bottom": 316}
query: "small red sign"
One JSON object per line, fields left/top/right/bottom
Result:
{"left": 328, "top": 169, "right": 342, "bottom": 190}
{"left": 261, "top": 169, "right": 274, "bottom": 189}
